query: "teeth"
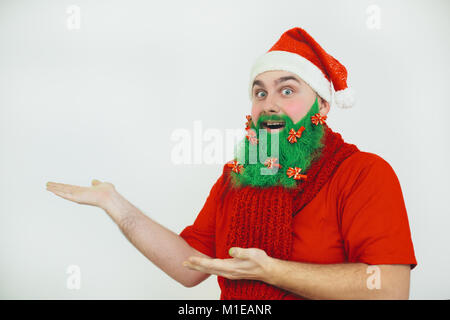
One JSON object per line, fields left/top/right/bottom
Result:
{"left": 263, "top": 121, "right": 285, "bottom": 129}
{"left": 263, "top": 121, "right": 284, "bottom": 125}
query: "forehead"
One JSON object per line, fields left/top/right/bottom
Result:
{"left": 254, "top": 70, "right": 302, "bottom": 83}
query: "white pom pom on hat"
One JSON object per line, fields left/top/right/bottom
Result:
{"left": 333, "top": 87, "right": 356, "bottom": 109}
{"left": 249, "top": 27, "right": 355, "bottom": 109}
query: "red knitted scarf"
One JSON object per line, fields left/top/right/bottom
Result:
{"left": 218, "top": 123, "right": 360, "bottom": 299}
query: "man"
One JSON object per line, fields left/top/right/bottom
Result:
{"left": 46, "top": 27, "right": 417, "bottom": 299}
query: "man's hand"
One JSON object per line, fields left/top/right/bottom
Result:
{"left": 46, "top": 179, "right": 212, "bottom": 288}
{"left": 46, "top": 179, "right": 115, "bottom": 210}
{"left": 182, "top": 247, "right": 273, "bottom": 282}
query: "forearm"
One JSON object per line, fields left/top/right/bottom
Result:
{"left": 103, "top": 191, "right": 210, "bottom": 288}
{"left": 265, "top": 259, "right": 400, "bottom": 300}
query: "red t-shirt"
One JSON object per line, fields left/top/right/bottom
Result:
{"left": 179, "top": 151, "right": 418, "bottom": 289}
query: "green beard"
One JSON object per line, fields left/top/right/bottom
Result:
{"left": 231, "top": 96, "right": 325, "bottom": 189}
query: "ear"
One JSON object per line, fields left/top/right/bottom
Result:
{"left": 318, "top": 97, "right": 330, "bottom": 117}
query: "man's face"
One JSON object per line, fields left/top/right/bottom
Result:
{"left": 230, "top": 70, "right": 331, "bottom": 188}
{"left": 251, "top": 70, "right": 330, "bottom": 131}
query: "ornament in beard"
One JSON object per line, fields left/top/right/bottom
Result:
{"left": 229, "top": 96, "right": 326, "bottom": 189}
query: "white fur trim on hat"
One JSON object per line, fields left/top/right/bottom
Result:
{"left": 333, "top": 87, "right": 355, "bottom": 109}
{"left": 248, "top": 50, "right": 332, "bottom": 102}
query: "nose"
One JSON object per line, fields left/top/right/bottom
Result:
{"left": 262, "top": 97, "right": 281, "bottom": 114}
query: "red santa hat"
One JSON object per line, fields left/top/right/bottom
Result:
{"left": 248, "top": 27, "right": 355, "bottom": 109}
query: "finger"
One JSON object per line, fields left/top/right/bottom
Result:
{"left": 183, "top": 260, "right": 212, "bottom": 274}
{"left": 46, "top": 182, "right": 65, "bottom": 192}
{"left": 46, "top": 182, "right": 61, "bottom": 190}
{"left": 47, "top": 182, "right": 74, "bottom": 188}
{"left": 188, "top": 256, "right": 213, "bottom": 268}
{"left": 47, "top": 182, "right": 80, "bottom": 195}
{"left": 49, "top": 184, "right": 73, "bottom": 194}
{"left": 229, "top": 247, "right": 252, "bottom": 259}
{"left": 183, "top": 260, "right": 232, "bottom": 278}
{"left": 183, "top": 261, "right": 201, "bottom": 271}
{"left": 185, "top": 257, "right": 253, "bottom": 280}
{"left": 49, "top": 189, "right": 77, "bottom": 202}
{"left": 188, "top": 257, "right": 236, "bottom": 274}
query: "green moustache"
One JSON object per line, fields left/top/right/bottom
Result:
{"left": 232, "top": 97, "right": 325, "bottom": 188}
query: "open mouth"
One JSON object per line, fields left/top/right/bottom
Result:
{"left": 260, "top": 120, "right": 286, "bottom": 131}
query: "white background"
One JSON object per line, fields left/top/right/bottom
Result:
{"left": 1, "top": 0, "right": 449, "bottom": 299}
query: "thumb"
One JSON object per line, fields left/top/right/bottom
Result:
{"left": 91, "top": 179, "right": 101, "bottom": 186}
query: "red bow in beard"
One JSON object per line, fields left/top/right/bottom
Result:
{"left": 245, "top": 115, "right": 252, "bottom": 130}
{"left": 287, "top": 126, "right": 306, "bottom": 144}
{"left": 227, "top": 160, "right": 244, "bottom": 174}
{"left": 244, "top": 115, "right": 258, "bottom": 145}
{"left": 311, "top": 113, "right": 327, "bottom": 125}
{"left": 264, "top": 157, "right": 282, "bottom": 169}
{"left": 245, "top": 129, "right": 258, "bottom": 145}
{"left": 286, "top": 167, "right": 307, "bottom": 180}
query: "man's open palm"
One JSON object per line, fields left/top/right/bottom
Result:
{"left": 46, "top": 179, "right": 115, "bottom": 209}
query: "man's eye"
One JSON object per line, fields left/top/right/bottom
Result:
{"left": 255, "top": 91, "right": 266, "bottom": 98}
{"left": 282, "top": 88, "right": 293, "bottom": 95}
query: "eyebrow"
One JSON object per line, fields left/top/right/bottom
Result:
{"left": 252, "top": 76, "right": 301, "bottom": 89}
